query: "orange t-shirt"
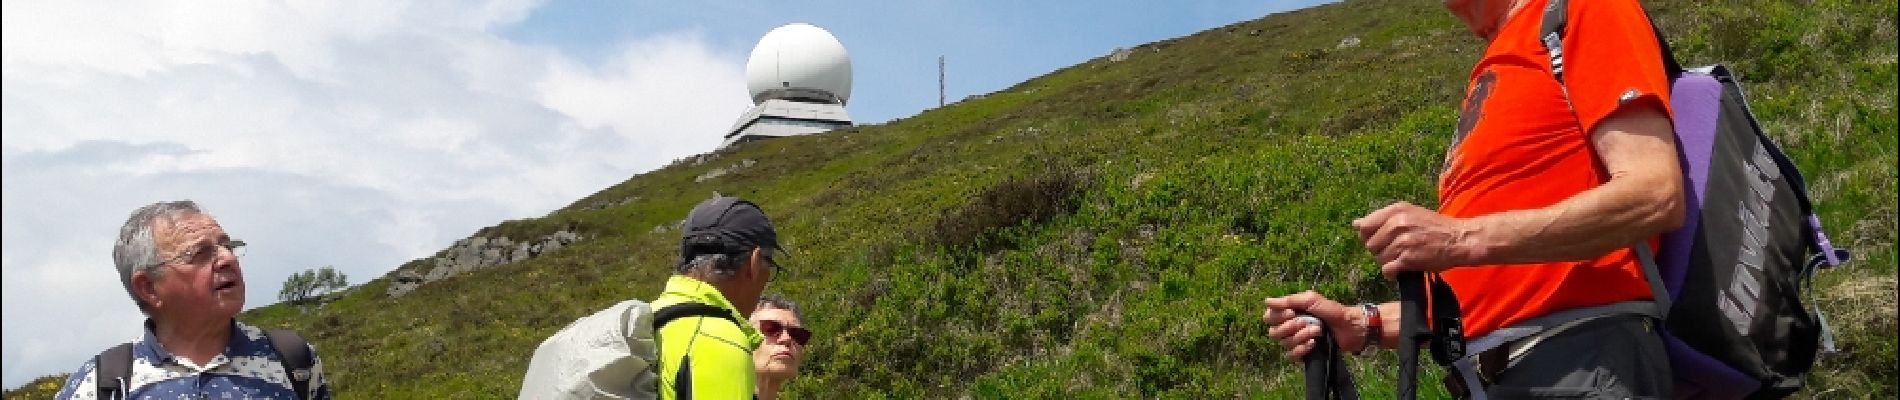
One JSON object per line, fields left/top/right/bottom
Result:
{"left": 1436, "top": 0, "right": 1674, "bottom": 338}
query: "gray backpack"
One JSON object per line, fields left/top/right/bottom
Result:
{"left": 518, "top": 300, "right": 736, "bottom": 400}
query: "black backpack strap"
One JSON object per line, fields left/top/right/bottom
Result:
{"left": 652, "top": 303, "right": 740, "bottom": 330}
{"left": 1426, "top": 275, "right": 1466, "bottom": 366}
{"left": 652, "top": 303, "right": 742, "bottom": 400}
{"left": 265, "top": 329, "right": 315, "bottom": 400}
{"left": 1395, "top": 272, "right": 1466, "bottom": 400}
{"left": 1539, "top": 0, "right": 1572, "bottom": 83}
{"left": 94, "top": 343, "right": 133, "bottom": 400}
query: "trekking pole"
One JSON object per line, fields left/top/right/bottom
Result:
{"left": 1298, "top": 312, "right": 1359, "bottom": 400}
{"left": 1395, "top": 271, "right": 1427, "bottom": 400}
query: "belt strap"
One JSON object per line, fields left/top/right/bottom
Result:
{"left": 1445, "top": 301, "right": 1660, "bottom": 400}
{"left": 1462, "top": 300, "right": 1660, "bottom": 359}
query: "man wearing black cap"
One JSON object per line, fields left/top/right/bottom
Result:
{"left": 654, "top": 195, "right": 787, "bottom": 400}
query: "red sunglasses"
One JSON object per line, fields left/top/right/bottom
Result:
{"left": 756, "top": 319, "right": 811, "bottom": 345}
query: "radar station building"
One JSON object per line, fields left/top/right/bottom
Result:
{"left": 722, "top": 23, "right": 854, "bottom": 148}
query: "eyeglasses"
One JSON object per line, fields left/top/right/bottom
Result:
{"left": 156, "top": 239, "right": 246, "bottom": 268}
{"left": 764, "top": 255, "right": 783, "bottom": 282}
{"left": 756, "top": 319, "right": 811, "bottom": 345}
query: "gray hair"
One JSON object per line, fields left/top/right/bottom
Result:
{"left": 675, "top": 253, "right": 743, "bottom": 281}
{"left": 757, "top": 293, "right": 803, "bottom": 324}
{"left": 115, "top": 200, "right": 203, "bottom": 314}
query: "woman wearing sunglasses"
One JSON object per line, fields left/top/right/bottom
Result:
{"left": 751, "top": 294, "right": 810, "bottom": 400}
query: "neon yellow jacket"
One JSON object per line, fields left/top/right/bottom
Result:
{"left": 653, "top": 275, "right": 763, "bottom": 400}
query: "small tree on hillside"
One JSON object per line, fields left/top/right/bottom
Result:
{"left": 279, "top": 266, "right": 349, "bottom": 304}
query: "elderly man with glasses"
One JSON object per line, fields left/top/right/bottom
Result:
{"left": 56, "top": 200, "right": 330, "bottom": 400}
{"left": 654, "top": 195, "right": 790, "bottom": 400}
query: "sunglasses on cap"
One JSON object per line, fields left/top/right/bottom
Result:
{"left": 756, "top": 319, "right": 811, "bottom": 345}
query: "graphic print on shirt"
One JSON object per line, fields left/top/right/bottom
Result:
{"left": 1443, "top": 70, "right": 1497, "bottom": 178}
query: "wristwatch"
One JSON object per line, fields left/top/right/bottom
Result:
{"left": 1357, "top": 303, "right": 1383, "bottom": 356}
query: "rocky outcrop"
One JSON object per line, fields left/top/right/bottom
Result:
{"left": 1337, "top": 36, "right": 1362, "bottom": 49}
{"left": 386, "top": 230, "right": 584, "bottom": 298}
{"left": 582, "top": 195, "right": 639, "bottom": 210}
{"left": 694, "top": 159, "right": 756, "bottom": 183}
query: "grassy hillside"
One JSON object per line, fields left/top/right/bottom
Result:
{"left": 10, "top": 0, "right": 1895, "bottom": 398}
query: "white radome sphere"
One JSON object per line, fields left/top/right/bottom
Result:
{"left": 745, "top": 23, "right": 852, "bottom": 105}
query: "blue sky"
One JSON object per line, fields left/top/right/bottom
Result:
{"left": 1, "top": 0, "right": 1332, "bottom": 387}
{"left": 502, "top": 0, "right": 1335, "bottom": 124}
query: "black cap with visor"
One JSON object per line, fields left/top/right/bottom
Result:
{"left": 679, "top": 196, "right": 788, "bottom": 265}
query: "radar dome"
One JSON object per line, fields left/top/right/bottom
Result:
{"left": 745, "top": 23, "right": 852, "bottom": 105}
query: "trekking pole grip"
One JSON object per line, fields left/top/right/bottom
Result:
{"left": 1297, "top": 313, "right": 1330, "bottom": 400}
{"left": 1297, "top": 312, "right": 1359, "bottom": 400}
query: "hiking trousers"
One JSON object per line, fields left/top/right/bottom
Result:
{"left": 1459, "top": 314, "right": 1673, "bottom": 399}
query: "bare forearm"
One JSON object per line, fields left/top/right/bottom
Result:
{"left": 1461, "top": 170, "right": 1683, "bottom": 264}
{"left": 1376, "top": 301, "right": 1400, "bottom": 349}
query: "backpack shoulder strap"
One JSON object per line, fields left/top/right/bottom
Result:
{"left": 1539, "top": 0, "right": 1572, "bottom": 83}
{"left": 1633, "top": 244, "right": 1673, "bottom": 320}
{"left": 94, "top": 343, "right": 133, "bottom": 400}
{"left": 1538, "top": 0, "right": 1681, "bottom": 85}
{"left": 652, "top": 303, "right": 740, "bottom": 330}
{"left": 265, "top": 329, "right": 315, "bottom": 400}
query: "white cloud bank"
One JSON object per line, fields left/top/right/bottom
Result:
{"left": 2, "top": 0, "right": 749, "bottom": 387}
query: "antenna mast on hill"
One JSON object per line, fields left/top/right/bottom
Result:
{"left": 939, "top": 56, "right": 946, "bottom": 107}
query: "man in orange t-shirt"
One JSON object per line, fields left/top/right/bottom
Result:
{"left": 1263, "top": 0, "right": 1682, "bottom": 397}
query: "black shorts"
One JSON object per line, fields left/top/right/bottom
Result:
{"left": 1487, "top": 314, "right": 1673, "bottom": 399}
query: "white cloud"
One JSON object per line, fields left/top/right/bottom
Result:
{"left": 2, "top": 0, "right": 748, "bottom": 387}
{"left": 538, "top": 34, "right": 750, "bottom": 169}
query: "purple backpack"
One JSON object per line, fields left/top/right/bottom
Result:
{"left": 1541, "top": 1, "right": 1853, "bottom": 398}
